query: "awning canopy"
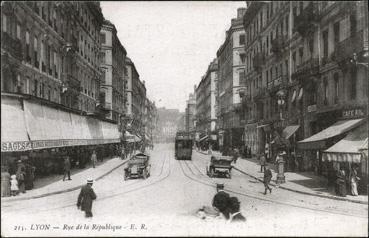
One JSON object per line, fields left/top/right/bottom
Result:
{"left": 323, "top": 123, "right": 368, "bottom": 163}
{"left": 297, "top": 119, "right": 365, "bottom": 150}
{"left": 199, "top": 135, "right": 209, "bottom": 142}
{"left": 282, "top": 125, "right": 300, "bottom": 140}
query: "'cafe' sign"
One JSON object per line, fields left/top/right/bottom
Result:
{"left": 341, "top": 107, "right": 366, "bottom": 119}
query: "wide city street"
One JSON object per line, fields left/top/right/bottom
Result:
{"left": 1, "top": 144, "right": 367, "bottom": 237}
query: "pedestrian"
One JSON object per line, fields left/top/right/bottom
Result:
{"left": 63, "top": 156, "right": 72, "bottom": 181}
{"left": 228, "top": 197, "right": 246, "bottom": 223}
{"left": 259, "top": 154, "right": 266, "bottom": 172}
{"left": 1, "top": 166, "right": 11, "bottom": 197}
{"left": 16, "top": 162, "right": 26, "bottom": 194}
{"left": 10, "top": 175, "right": 19, "bottom": 196}
{"left": 336, "top": 167, "right": 347, "bottom": 197}
{"left": 91, "top": 150, "right": 97, "bottom": 168}
{"left": 350, "top": 166, "right": 360, "bottom": 196}
{"left": 77, "top": 179, "right": 97, "bottom": 218}
{"left": 232, "top": 148, "right": 239, "bottom": 164}
{"left": 263, "top": 164, "right": 273, "bottom": 195}
{"left": 24, "top": 161, "right": 35, "bottom": 190}
{"left": 212, "top": 183, "right": 231, "bottom": 219}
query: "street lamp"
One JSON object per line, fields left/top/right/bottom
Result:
{"left": 276, "top": 91, "right": 286, "bottom": 120}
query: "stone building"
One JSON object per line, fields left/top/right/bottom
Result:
{"left": 242, "top": 1, "right": 368, "bottom": 184}
{"left": 99, "top": 19, "right": 127, "bottom": 123}
{"left": 195, "top": 58, "right": 218, "bottom": 148}
{"left": 125, "top": 57, "right": 146, "bottom": 139}
{"left": 217, "top": 7, "right": 246, "bottom": 152}
{"left": 185, "top": 91, "right": 196, "bottom": 138}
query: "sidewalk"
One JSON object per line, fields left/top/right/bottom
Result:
{"left": 2, "top": 156, "right": 129, "bottom": 203}
{"left": 197, "top": 149, "right": 368, "bottom": 204}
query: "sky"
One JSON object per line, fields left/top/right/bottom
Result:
{"left": 101, "top": 1, "right": 247, "bottom": 112}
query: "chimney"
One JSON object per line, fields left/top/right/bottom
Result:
{"left": 237, "top": 8, "right": 246, "bottom": 19}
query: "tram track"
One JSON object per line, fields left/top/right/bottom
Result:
{"left": 179, "top": 160, "right": 367, "bottom": 219}
{"left": 4, "top": 152, "right": 171, "bottom": 214}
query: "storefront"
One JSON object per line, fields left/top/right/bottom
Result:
{"left": 322, "top": 122, "right": 368, "bottom": 194}
{"left": 1, "top": 96, "right": 121, "bottom": 180}
{"left": 297, "top": 107, "right": 366, "bottom": 177}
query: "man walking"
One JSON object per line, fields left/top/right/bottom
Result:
{"left": 260, "top": 153, "right": 266, "bottom": 172}
{"left": 63, "top": 156, "right": 72, "bottom": 181}
{"left": 263, "top": 164, "right": 273, "bottom": 195}
{"left": 77, "top": 179, "right": 97, "bottom": 218}
{"left": 91, "top": 150, "right": 97, "bottom": 168}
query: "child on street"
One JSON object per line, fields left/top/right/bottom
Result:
{"left": 10, "top": 175, "right": 19, "bottom": 196}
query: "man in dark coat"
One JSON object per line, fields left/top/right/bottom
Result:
{"left": 264, "top": 164, "right": 273, "bottom": 195}
{"left": 63, "top": 157, "right": 72, "bottom": 181}
{"left": 77, "top": 179, "right": 97, "bottom": 218}
{"left": 212, "top": 183, "right": 231, "bottom": 219}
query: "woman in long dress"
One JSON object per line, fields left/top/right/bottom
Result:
{"left": 1, "top": 166, "right": 11, "bottom": 197}
{"left": 337, "top": 168, "right": 347, "bottom": 197}
{"left": 350, "top": 167, "right": 360, "bottom": 196}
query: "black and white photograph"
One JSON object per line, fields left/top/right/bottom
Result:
{"left": 1, "top": 1, "right": 368, "bottom": 237}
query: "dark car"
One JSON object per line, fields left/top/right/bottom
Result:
{"left": 124, "top": 153, "right": 151, "bottom": 180}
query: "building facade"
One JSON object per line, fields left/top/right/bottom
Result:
{"left": 217, "top": 8, "right": 246, "bottom": 152}
{"left": 100, "top": 19, "right": 127, "bottom": 123}
{"left": 195, "top": 58, "right": 218, "bottom": 147}
{"left": 125, "top": 57, "right": 146, "bottom": 138}
{"left": 242, "top": 1, "right": 368, "bottom": 183}
{"left": 185, "top": 92, "right": 196, "bottom": 138}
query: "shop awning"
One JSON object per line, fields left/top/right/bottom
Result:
{"left": 297, "top": 119, "right": 365, "bottom": 150}
{"left": 199, "top": 135, "right": 209, "bottom": 142}
{"left": 282, "top": 125, "right": 300, "bottom": 140}
{"left": 323, "top": 123, "right": 368, "bottom": 163}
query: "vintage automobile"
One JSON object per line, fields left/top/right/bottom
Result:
{"left": 124, "top": 153, "right": 151, "bottom": 180}
{"left": 206, "top": 155, "right": 233, "bottom": 178}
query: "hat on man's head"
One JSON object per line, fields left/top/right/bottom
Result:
{"left": 87, "top": 179, "right": 93, "bottom": 184}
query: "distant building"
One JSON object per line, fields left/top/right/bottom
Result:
{"left": 185, "top": 90, "right": 196, "bottom": 137}
{"left": 155, "top": 107, "right": 182, "bottom": 142}
{"left": 217, "top": 8, "right": 246, "bottom": 151}
{"left": 100, "top": 19, "right": 127, "bottom": 123}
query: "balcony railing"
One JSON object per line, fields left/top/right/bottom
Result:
{"left": 267, "top": 75, "right": 288, "bottom": 91}
{"left": 65, "top": 74, "right": 82, "bottom": 92}
{"left": 291, "top": 58, "right": 319, "bottom": 80}
{"left": 331, "top": 30, "right": 365, "bottom": 63}
{"left": 294, "top": 2, "right": 320, "bottom": 37}
{"left": 252, "top": 53, "right": 265, "bottom": 72}
{"left": 1, "top": 32, "right": 23, "bottom": 60}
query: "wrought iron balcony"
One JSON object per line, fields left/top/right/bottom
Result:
{"left": 291, "top": 58, "right": 319, "bottom": 81}
{"left": 294, "top": 2, "right": 320, "bottom": 37}
{"left": 331, "top": 30, "right": 365, "bottom": 65}
{"left": 1, "top": 32, "right": 23, "bottom": 60}
{"left": 252, "top": 53, "right": 265, "bottom": 72}
{"left": 64, "top": 74, "right": 82, "bottom": 92}
{"left": 267, "top": 75, "right": 288, "bottom": 92}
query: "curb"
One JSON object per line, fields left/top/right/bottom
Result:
{"left": 232, "top": 166, "right": 368, "bottom": 205}
{"left": 2, "top": 159, "right": 129, "bottom": 203}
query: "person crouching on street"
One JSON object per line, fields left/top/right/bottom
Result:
{"left": 263, "top": 164, "right": 273, "bottom": 195}
{"left": 212, "top": 183, "right": 231, "bottom": 219}
{"left": 77, "top": 179, "right": 97, "bottom": 218}
{"left": 228, "top": 197, "right": 246, "bottom": 223}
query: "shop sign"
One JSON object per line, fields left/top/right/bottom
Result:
{"left": 1, "top": 139, "right": 121, "bottom": 152}
{"left": 341, "top": 108, "right": 366, "bottom": 119}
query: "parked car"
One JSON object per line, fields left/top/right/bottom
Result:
{"left": 124, "top": 153, "right": 151, "bottom": 180}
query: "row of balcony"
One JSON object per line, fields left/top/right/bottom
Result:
{"left": 291, "top": 58, "right": 320, "bottom": 81}
{"left": 294, "top": 2, "right": 320, "bottom": 38}
{"left": 267, "top": 75, "right": 288, "bottom": 92}
{"left": 1, "top": 32, "right": 23, "bottom": 60}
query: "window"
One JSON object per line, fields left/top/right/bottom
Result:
{"left": 16, "top": 23, "right": 21, "bottom": 39}
{"left": 239, "top": 34, "right": 245, "bottom": 45}
{"left": 350, "top": 68, "right": 357, "bottom": 99}
{"left": 333, "top": 21, "right": 340, "bottom": 44}
{"left": 285, "top": 59, "right": 288, "bottom": 76}
{"left": 334, "top": 73, "right": 339, "bottom": 104}
{"left": 34, "top": 36, "right": 39, "bottom": 68}
{"left": 323, "top": 78, "right": 328, "bottom": 105}
{"left": 285, "top": 15, "right": 289, "bottom": 34}
{"left": 293, "top": 7, "right": 297, "bottom": 31}
{"left": 41, "top": 41, "right": 46, "bottom": 72}
{"left": 239, "top": 71, "right": 245, "bottom": 84}
{"left": 100, "top": 33, "right": 106, "bottom": 44}
{"left": 101, "top": 52, "right": 106, "bottom": 64}
{"left": 292, "top": 51, "right": 296, "bottom": 72}
{"left": 350, "top": 14, "right": 357, "bottom": 37}
{"left": 309, "top": 38, "right": 314, "bottom": 54}
{"left": 33, "top": 79, "right": 38, "bottom": 96}
{"left": 240, "top": 53, "right": 246, "bottom": 64}
{"left": 299, "top": 2, "right": 303, "bottom": 15}
{"left": 26, "top": 31, "right": 31, "bottom": 63}
{"left": 322, "top": 30, "right": 328, "bottom": 59}
{"left": 2, "top": 15, "right": 7, "bottom": 32}
{"left": 299, "top": 47, "right": 304, "bottom": 65}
